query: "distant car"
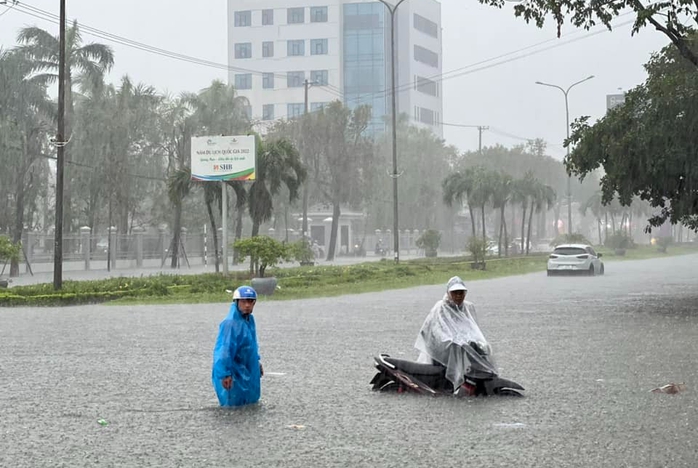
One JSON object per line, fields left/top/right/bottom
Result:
{"left": 547, "top": 244, "right": 604, "bottom": 276}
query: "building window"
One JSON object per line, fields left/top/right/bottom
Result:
{"left": 287, "top": 71, "right": 305, "bottom": 88}
{"left": 262, "top": 9, "right": 274, "bottom": 25}
{"left": 262, "top": 41, "right": 274, "bottom": 58}
{"left": 414, "top": 45, "right": 438, "bottom": 68}
{"left": 262, "top": 73, "right": 274, "bottom": 89}
{"left": 416, "top": 76, "right": 438, "bottom": 96}
{"left": 310, "top": 70, "right": 328, "bottom": 85}
{"left": 287, "top": 103, "right": 304, "bottom": 118}
{"left": 287, "top": 40, "right": 305, "bottom": 56}
{"left": 310, "top": 39, "right": 328, "bottom": 55}
{"left": 310, "top": 6, "right": 328, "bottom": 22}
{"left": 413, "top": 14, "right": 438, "bottom": 38}
{"left": 343, "top": 2, "right": 388, "bottom": 135}
{"left": 418, "top": 107, "right": 435, "bottom": 125}
{"left": 262, "top": 104, "right": 275, "bottom": 120}
{"left": 310, "top": 102, "right": 327, "bottom": 112}
{"left": 234, "top": 11, "right": 251, "bottom": 27}
{"left": 287, "top": 7, "right": 304, "bottom": 24}
{"left": 234, "top": 73, "right": 252, "bottom": 90}
{"left": 234, "top": 43, "right": 252, "bottom": 59}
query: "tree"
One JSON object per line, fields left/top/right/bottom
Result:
{"left": 160, "top": 97, "right": 196, "bottom": 268}
{"left": 17, "top": 22, "right": 114, "bottom": 232}
{"left": 374, "top": 116, "right": 458, "bottom": 232}
{"left": 292, "top": 101, "right": 372, "bottom": 261}
{"left": 0, "top": 50, "right": 52, "bottom": 276}
{"left": 526, "top": 180, "right": 556, "bottom": 254}
{"left": 490, "top": 171, "right": 513, "bottom": 256}
{"left": 480, "top": 0, "right": 698, "bottom": 67}
{"left": 443, "top": 168, "right": 478, "bottom": 238}
{"left": 247, "top": 136, "right": 306, "bottom": 238}
{"left": 185, "top": 81, "right": 250, "bottom": 270}
{"left": 233, "top": 235, "right": 291, "bottom": 278}
{"left": 566, "top": 35, "right": 698, "bottom": 231}
{"left": 510, "top": 172, "right": 535, "bottom": 253}
{"left": 580, "top": 191, "right": 605, "bottom": 244}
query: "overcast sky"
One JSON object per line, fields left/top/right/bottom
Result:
{"left": 0, "top": 0, "right": 669, "bottom": 160}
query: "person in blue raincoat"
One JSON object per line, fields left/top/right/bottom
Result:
{"left": 212, "top": 285, "right": 263, "bottom": 407}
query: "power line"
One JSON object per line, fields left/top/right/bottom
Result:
{"left": 14, "top": 2, "right": 348, "bottom": 102}
{"left": 13, "top": 1, "right": 633, "bottom": 105}
{"left": 39, "top": 153, "right": 166, "bottom": 182}
{"left": 341, "top": 17, "right": 636, "bottom": 107}
{"left": 0, "top": 1, "right": 17, "bottom": 19}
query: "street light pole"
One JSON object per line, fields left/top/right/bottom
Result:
{"left": 535, "top": 75, "right": 594, "bottom": 235}
{"left": 379, "top": 0, "right": 407, "bottom": 263}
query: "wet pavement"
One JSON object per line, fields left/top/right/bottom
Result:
{"left": 1, "top": 254, "right": 697, "bottom": 467}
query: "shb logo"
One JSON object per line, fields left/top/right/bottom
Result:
{"left": 213, "top": 164, "right": 234, "bottom": 172}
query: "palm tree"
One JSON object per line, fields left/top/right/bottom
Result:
{"left": 469, "top": 167, "right": 493, "bottom": 241}
{"left": 183, "top": 80, "right": 250, "bottom": 136}
{"left": 247, "top": 136, "right": 306, "bottom": 237}
{"left": 166, "top": 166, "right": 192, "bottom": 268}
{"left": 580, "top": 191, "right": 605, "bottom": 244}
{"left": 526, "top": 180, "right": 556, "bottom": 255}
{"left": 17, "top": 23, "right": 114, "bottom": 233}
{"left": 159, "top": 96, "right": 197, "bottom": 268}
{"left": 490, "top": 171, "right": 513, "bottom": 257}
{"left": 184, "top": 81, "right": 250, "bottom": 270}
{"left": 443, "top": 168, "right": 477, "bottom": 238}
{"left": 511, "top": 173, "right": 535, "bottom": 253}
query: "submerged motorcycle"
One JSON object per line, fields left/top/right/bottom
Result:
{"left": 370, "top": 341, "right": 524, "bottom": 397}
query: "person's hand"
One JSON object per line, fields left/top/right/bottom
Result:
{"left": 259, "top": 363, "right": 264, "bottom": 377}
{"left": 222, "top": 376, "right": 233, "bottom": 390}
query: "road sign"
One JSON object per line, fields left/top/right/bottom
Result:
{"left": 606, "top": 94, "right": 626, "bottom": 111}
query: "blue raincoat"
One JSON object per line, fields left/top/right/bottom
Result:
{"left": 212, "top": 302, "right": 261, "bottom": 407}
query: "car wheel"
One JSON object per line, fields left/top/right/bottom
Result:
{"left": 547, "top": 270, "right": 554, "bottom": 277}
{"left": 588, "top": 265, "right": 595, "bottom": 276}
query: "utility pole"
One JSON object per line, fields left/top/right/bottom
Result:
{"left": 379, "top": 0, "right": 407, "bottom": 263}
{"left": 477, "top": 125, "right": 489, "bottom": 154}
{"left": 301, "top": 78, "right": 317, "bottom": 240}
{"left": 53, "top": 0, "right": 66, "bottom": 290}
{"left": 536, "top": 75, "right": 594, "bottom": 235}
{"left": 439, "top": 121, "right": 489, "bottom": 154}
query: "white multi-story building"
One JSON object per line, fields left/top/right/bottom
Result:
{"left": 226, "top": 0, "right": 443, "bottom": 136}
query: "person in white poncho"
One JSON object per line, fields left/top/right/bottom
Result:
{"left": 414, "top": 276, "right": 497, "bottom": 392}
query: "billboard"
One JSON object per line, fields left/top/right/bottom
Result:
{"left": 606, "top": 94, "right": 626, "bottom": 111}
{"left": 191, "top": 135, "right": 256, "bottom": 181}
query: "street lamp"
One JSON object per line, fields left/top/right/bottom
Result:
{"left": 535, "top": 75, "right": 594, "bottom": 235}
{"left": 378, "top": 0, "right": 407, "bottom": 263}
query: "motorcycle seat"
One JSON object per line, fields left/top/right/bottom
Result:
{"left": 380, "top": 355, "right": 445, "bottom": 376}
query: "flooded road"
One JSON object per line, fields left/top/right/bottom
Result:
{"left": 2, "top": 254, "right": 697, "bottom": 467}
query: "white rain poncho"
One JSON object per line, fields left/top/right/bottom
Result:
{"left": 415, "top": 294, "right": 497, "bottom": 390}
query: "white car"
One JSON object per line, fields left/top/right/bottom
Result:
{"left": 547, "top": 244, "right": 605, "bottom": 276}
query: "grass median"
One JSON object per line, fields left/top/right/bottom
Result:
{"left": 1, "top": 244, "right": 696, "bottom": 307}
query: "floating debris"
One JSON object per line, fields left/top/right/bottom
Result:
{"left": 494, "top": 423, "right": 526, "bottom": 429}
{"left": 650, "top": 382, "right": 687, "bottom": 394}
{"left": 287, "top": 424, "right": 305, "bottom": 430}
{"left": 97, "top": 419, "right": 108, "bottom": 426}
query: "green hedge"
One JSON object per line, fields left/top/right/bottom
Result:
{"left": 0, "top": 272, "right": 251, "bottom": 307}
